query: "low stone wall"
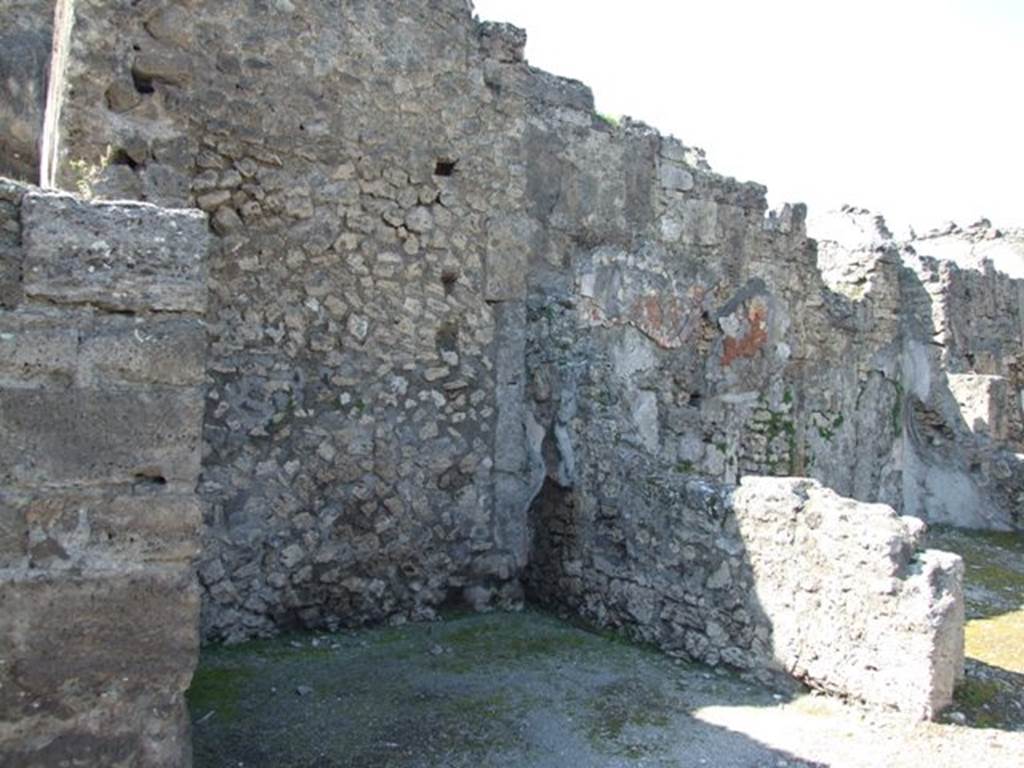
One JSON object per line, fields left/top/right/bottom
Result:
{"left": 731, "top": 477, "right": 964, "bottom": 719}
{"left": 0, "top": 179, "right": 209, "bottom": 766}
{"left": 528, "top": 469, "right": 964, "bottom": 718}
{"left": 526, "top": 467, "right": 777, "bottom": 679}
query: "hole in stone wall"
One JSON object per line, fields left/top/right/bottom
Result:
{"left": 523, "top": 478, "right": 578, "bottom": 606}
{"left": 434, "top": 158, "right": 457, "bottom": 177}
{"left": 111, "top": 148, "right": 141, "bottom": 170}
{"left": 688, "top": 392, "right": 703, "bottom": 408}
{"left": 131, "top": 71, "right": 155, "bottom": 95}
{"left": 134, "top": 472, "right": 167, "bottom": 487}
{"left": 910, "top": 398, "right": 956, "bottom": 442}
{"left": 440, "top": 269, "right": 459, "bottom": 296}
{"left": 439, "top": 585, "right": 468, "bottom": 612}
{"left": 436, "top": 320, "right": 459, "bottom": 352}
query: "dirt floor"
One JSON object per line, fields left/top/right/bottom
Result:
{"left": 189, "top": 528, "right": 1023, "bottom": 768}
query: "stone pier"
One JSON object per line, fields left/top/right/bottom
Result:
{"left": 0, "top": 179, "right": 209, "bottom": 767}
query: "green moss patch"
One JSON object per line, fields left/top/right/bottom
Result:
{"left": 186, "top": 665, "right": 254, "bottom": 722}
{"left": 582, "top": 677, "right": 677, "bottom": 759}
{"left": 951, "top": 676, "right": 1015, "bottom": 729}
{"left": 431, "top": 611, "right": 591, "bottom": 673}
{"left": 955, "top": 678, "right": 1001, "bottom": 709}
{"left": 964, "top": 562, "right": 1024, "bottom": 595}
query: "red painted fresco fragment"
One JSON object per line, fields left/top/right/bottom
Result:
{"left": 721, "top": 301, "right": 769, "bottom": 366}
{"left": 625, "top": 287, "right": 704, "bottom": 350}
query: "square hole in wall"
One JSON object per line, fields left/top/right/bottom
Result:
{"left": 434, "top": 158, "right": 458, "bottom": 177}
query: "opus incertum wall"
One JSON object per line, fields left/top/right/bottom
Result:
{"left": 5, "top": 4, "right": 1017, "bottom": 761}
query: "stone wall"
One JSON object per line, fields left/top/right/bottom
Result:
{"left": 516, "top": 169, "right": 967, "bottom": 711}
{"left": 526, "top": 468, "right": 773, "bottom": 678}
{"left": 814, "top": 210, "right": 1024, "bottom": 530}
{"left": 54, "top": 0, "right": 542, "bottom": 641}
{"left": 732, "top": 477, "right": 964, "bottom": 720}
{"left": 47, "top": 0, "right": 957, "bottom": 643}
{"left": 0, "top": 0, "right": 982, "bottom": 716}
{"left": 0, "top": 179, "right": 209, "bottom": 766}
{"left": 528, "top": 472, "right": 966, "bottom": 717}
{"left": 899, "top": 252, "right": 1024, "bottom": 530}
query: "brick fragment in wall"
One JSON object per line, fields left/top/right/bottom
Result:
{"left": 0, "top": 310, "right": 208, "bottom": 389}
{"left": 0, "top": 567, "right": 199, "bottom": 721}
{"left": 1, "top": 489, "right": 202, "bottom": 569}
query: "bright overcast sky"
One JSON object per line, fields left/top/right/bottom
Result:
{"left": 472, "top": 0, "right": 1023, "bottom": 232}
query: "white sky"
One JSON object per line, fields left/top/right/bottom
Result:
{"left": 472, "top": 0, "right": 1023, "bottom": 232}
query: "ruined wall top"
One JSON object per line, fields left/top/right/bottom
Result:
{"left": 0, "top": 0, "right": 992, "bottom": 725}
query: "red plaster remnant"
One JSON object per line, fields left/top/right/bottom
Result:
{"left": 626, "top": 287, "right": 705, "bottom": 350}
{"left": 722, "top": 299, "right": 769, "bottom": 366}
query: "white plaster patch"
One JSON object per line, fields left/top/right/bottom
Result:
{"left": 902, "top": 340, "right": 931, "bottom": 400}
{"left": 612, "top": 327, "right": 657, "bottom": 380}
{"left": 630, "top": 390, "right": 660, "bottom": 454}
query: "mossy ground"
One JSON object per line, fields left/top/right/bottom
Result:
{"left": 186, "top": 666, "right": 254, "bottom": 721}
{"left": 189, "top": 528, "right": 1023, "bottom": 765}
{"left": 929, "top": 526, "right": 1024, "bottom": 730}
{"left": 189, "top": 608, "right": 786, "bottom": 768}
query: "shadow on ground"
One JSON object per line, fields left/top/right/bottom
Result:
{"left": 189, "top": 609, "right": 822, "bottom": 768}
{"left": 189, "top": 527, "right": 1023, "bottom": 768}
